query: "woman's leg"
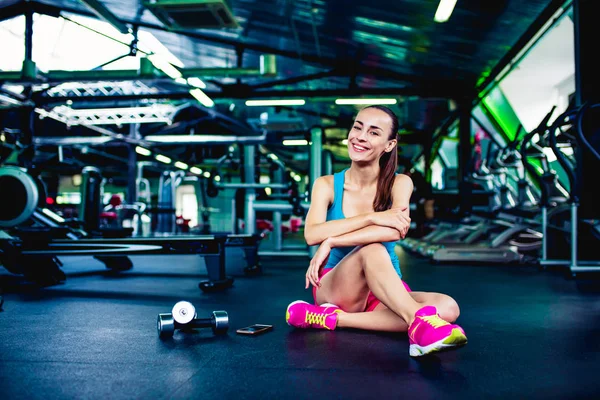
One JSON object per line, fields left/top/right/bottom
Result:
{"left": 316, "top": 243, "right": 422, "bottom": 325}
{"left": 336, "top": 292, "right": 461, "bottom": 332}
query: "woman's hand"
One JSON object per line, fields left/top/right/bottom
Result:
{"left": 370, "top": 208, "right": 411, "bottom": 239}
{"left": 305, "top": 239, "right": 332, "bottom": 289}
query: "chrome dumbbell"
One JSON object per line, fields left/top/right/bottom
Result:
{"left": 157, "top": 301, "right": 229, "bottom": 338}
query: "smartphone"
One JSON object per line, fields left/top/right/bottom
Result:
{"left": 236, "top": 324, "right": 273, "bottom": 335}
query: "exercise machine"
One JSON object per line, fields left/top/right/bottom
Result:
{"left": 537, "top": 102, "right": 600, "bottom": 275}
{"left": 0, "top": 165, "right": 262, "bottom": 290}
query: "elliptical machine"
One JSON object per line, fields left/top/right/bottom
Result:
{"left": 540, "top": 102, "right": 600, "bottom": 275}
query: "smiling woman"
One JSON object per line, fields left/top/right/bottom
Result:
{"left": 285, "top": 105, "right": 468, "bottom": 357}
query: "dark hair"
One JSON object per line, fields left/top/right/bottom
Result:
{"left": 362, "top": 105, "right": 399, "bottom": 212}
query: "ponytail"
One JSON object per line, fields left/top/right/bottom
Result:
{"left": 365, "top": 105, "right": 399, "bottom": 212}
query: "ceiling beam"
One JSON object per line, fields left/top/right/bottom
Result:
{"left": 35, "top": 83, "right": 463, "bottom": 106}
{"left": 20, "top": 1, "right": 453, "bottom": 88}
{"left": 250, "top": 69, "right": 339, "bottom": 90}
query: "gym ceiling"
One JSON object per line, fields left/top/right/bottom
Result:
{"left": 0, "top": 0, "right": 566, "bottom": 177}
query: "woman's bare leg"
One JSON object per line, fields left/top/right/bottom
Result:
{"left": 316, "top": 243, "right": 423, "bottom": 326}
{"left": 336, "top": 292, "right": 461, "bottom": 332}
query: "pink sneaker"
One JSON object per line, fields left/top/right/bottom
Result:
{"left": 408, "top": 305, "right": 467, "bottom": 357}
{"left": 286, "top": 301, "right": 341, "bottom": 330}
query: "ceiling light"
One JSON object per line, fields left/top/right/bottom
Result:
{"left": 283, "top": 139, "right": 309, "bottom": 146}
{"left": 147, "top": 54, "right": 182, "bottom": 79}
{"left": 174, "top": 161, "right": 189, "bottom": 170}
{"left": 434, "top": 0, "right": 457, "bottom": 23}
{"left": 335, "top": 98, "right": 397, "bottom": 105}
{"left": 144, "top": 135, "right": 263, "bottom": 144}
{"left": 190, "top": 166, "right": 203, "bottom": 175}
{"left": 203, "top": 171, "right": 211, "bottom": 178}
{"left": 187, "top": 77, "right": 207, "bottom": 89}
{"left": 245, "top": 99, "right": 306, "bottom": 106}
{"left": 190, "top": 88, "right": 214, "bottom": 108}
{"left": 135, "top": 146, "right": 152, "bottom": 156}
{"left": 155, "top": 154, "right": 172, "bottom": 164}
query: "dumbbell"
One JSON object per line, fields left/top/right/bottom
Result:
{"left": 157, "top": 301, "right": 229, "bottom": 338}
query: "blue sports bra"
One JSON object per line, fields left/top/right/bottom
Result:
{"left": 322, "top": 168, "right": 401, "bottom": 277}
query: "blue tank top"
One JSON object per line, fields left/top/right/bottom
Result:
{"left": 323, "top": 168, "right": 402, "bottom": 277}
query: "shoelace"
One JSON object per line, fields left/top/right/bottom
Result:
{"left": 305, "top": 311, "right": 328, "bottom": 327}
{"left": 421, "top": 314, "right": 450, "bottom": 328}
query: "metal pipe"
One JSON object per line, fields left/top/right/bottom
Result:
{"left": 253, "top": 201, "right": 310, "bottom": 212}
{"left": 243, "top": 145, "right": 256, "bottom": 235}
{"left": 216, "top": 182, "right": 289, "bottom": 190}
{"left": 272, "top": 211, "right": 282, "bottom": 251}
{"left": 541, "top": 206, "right": 548, "bottom": 261}
{"left": 570, "top": 202, "right": 578, "bottom": 272}
{"left": 309, "top": 126, "right": 323, "bottom": 197}
{"left": 309, "top": 127, "right": 323, "bottom": 257}
{"left": 258, "top": 250, "right": 309, "bottom": 257}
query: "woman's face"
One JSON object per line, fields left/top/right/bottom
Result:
{"left": 347, "top": 108, "right": 396, "bottom": 163}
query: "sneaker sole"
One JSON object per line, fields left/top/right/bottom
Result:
{"left": 286, "top": 300, "right": 309, "bottom": 326}
{"left": 409, "top": 328, "right": 468, "bottom": 357}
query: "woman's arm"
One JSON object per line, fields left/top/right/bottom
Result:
{"left": 303, "top": 176, "right": 374, "bottom": 246}
{"left": 326, "top": 174, "right": 414, "bottom": 248}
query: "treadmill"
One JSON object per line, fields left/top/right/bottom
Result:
{"left": 430, "top": 113, "right": 555, "bottom": 264}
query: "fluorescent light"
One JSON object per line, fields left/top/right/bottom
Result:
{"left": 187, "top": 77, "right": 207, "bottom": 89}
{"left": 335, "top": 98, "right": 397, "bottom": 105}
{"left": 203, "top": 171, "right": 211, "bottom": 178}
{"left": 245, "top": 99, "right": 306, "bottom": 106}
{"left": 293, "top": 175, "right": 301, "bottom": 182}
{"left": 138, "top": 31, "right": 184, "bottom": 68}
{"left": 190, "top": 167, "right": 203, "bottom": 175}
{"left": 342, "top": 139, "right": 348, "bottom": 145}
{"left": 268, "top": 153, "right": 279, "bottom": 160}
{"left": 147, "top": 54, "right": 182, "bottom": 79}
{"left": 135, "top": 146, "right": 152, "bottom": 156}
{"left": 33, "top": 136, "right": 112, "bottom": 145}
{"left": 214, "top": 175, "right": 221, "bottom": 182}
{"left": 283, "top": 139, "right": 309, "bottom": 146}
{"left": 0, "top": 93, "right": 22, "bottom": 106}
{"left": 174, "top": 161, "right": 189, "bottom": 170}
{"left": 144, "top": 134, "right": 265, "bottom": 144}
{"left": 434, "top": 0, "right": 458, "bottom": 23}
{"left": 174, "top": 77, "right": 187, "bottom": 85}
{"left": 155, "top": 154, "right": 172, "bottom": 164}
{"left": 190, "top": 88, "right": 214, "bottom": 108}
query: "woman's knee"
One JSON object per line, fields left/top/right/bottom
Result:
{"left": 437, "top": 294, "right": 460, "bottom": 323}
{"left": 356, "top": 243, "right": 387, "bottom": 260}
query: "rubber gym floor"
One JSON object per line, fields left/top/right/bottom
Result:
{"left": 1, "top": 247, "right": 599, "bottom": 400}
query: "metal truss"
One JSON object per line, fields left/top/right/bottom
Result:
{"left": 35, "top": 104, "right": 179, "bottom": 126}
{"left": 44, "top": 81, "right": 159, "bottom": 98}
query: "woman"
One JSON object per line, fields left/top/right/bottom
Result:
{"left": 285, "top": 105, "right": 467, "bottom": 357}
